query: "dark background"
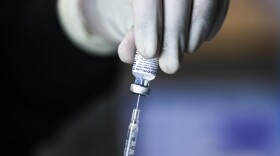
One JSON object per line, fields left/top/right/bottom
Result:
{"left": 1, "top": 1, "right": 119, "bottom": 155}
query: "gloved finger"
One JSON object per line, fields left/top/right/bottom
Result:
{"left": 118, "top": 28, "right": 136, "bottom": 64}
{"left": 159, "top": 0, "right": 192, "bottom": 74}
{"left": 133, "top": 0, "right": 163, "bottom": 58}
{"left": 188, "top": 0, "right": 219, "bottom": 52}
{"left": 205, "top": 0, "right": 230, "bottom": 40}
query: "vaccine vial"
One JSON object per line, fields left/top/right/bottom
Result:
{"left": 130, "top": 52, "right": 159, "bottom": 96}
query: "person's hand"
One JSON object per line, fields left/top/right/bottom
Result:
{"left": 58, "top": 0, "right": 230, "bottom": 74}
{"left": 118, "top": 0, "right": 230, "bottom": 74}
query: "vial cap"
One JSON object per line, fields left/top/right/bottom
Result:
{"left": 130, "top": 84, "right": 150, "bottom": 96}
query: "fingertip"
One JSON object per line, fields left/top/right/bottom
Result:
{"left": 118, "top": 30, "right": 136, "bottom": 64}
{"left": 137, "top": 42, "right": 158, "bottom": 59}
{"left": 159, "top": 57, "right": 180, "bottom": 74}
{"left": 134, "top": 26, "right": 159, "bottom": 59}
{"left": 205, "top": 0, "right": 230, "bottom": 40}
{"left": 133, "top": 0, "right": 162, "bottom": 59}
{"left": 159, "top": 35, "right": 182, "bottom": 74}
{"left": 118, "top": 43, "right": 134, "bottom": 64}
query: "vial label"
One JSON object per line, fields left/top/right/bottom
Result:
{"left": 132, "top": 52, "right": 158, "bottom": 76}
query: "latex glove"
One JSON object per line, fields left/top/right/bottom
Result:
{"left": 119, "top": 0, "right": 230, "bottom": 74}
{"left": 58, "top": 0, "right": 229, "bottom": 74}
{"left": 58, "top": 0, "right": 134, "bottom": 56}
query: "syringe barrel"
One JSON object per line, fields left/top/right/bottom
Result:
{"left": 123, "top": 109, "right": 140, "bottom": 156}
{"left": 130, "top": 108, "right": 140, "bottom": 124}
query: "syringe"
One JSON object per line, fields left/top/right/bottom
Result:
{"left": 123, "top": 95, "right": 141, "bottom": 156}
{"left": 123, "top": 52, "right": 159, "bottom": 156}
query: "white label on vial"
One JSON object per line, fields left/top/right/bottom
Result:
{"left": 132, "top": 52, "right": 158, "bottom": 75}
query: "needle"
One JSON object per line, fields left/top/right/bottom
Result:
{"left": 136, "top": 94, "right": 141, "bottom": 109}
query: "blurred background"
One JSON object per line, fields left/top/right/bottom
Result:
{"left": 2, "top": 0, "right": 280, "bottom": 156}
{"left": 117, "top": 0, "right": 280, "bottom": 156}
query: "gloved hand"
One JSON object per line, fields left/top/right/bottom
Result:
{"left": 58, "top": 0, "right": 230, "bottom": 74}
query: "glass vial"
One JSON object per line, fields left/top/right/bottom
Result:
{"left": 130, "top": 51, "right": 159, "bottom": 96}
